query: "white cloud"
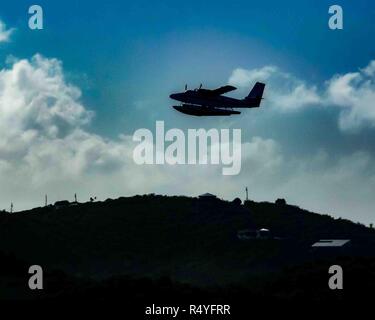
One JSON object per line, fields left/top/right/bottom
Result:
{"left": 276, "top": 83, "right": 321, "bottom": 111}
{"left": 326, "top": 62, "right": 375, "bottom": 131}
{"left": 0, "top": 55, "right": 133, "bottom": 208}
{"left": 229, "top": 66, "right": 279, "bottom": 87}
{"left": 241, "top": 137, "right": 282, "bottom": 173}
{"left": 229, "top": 60, "right": 375, "bottom": 131}
{"left": 0, "top": 20, "right": 15, "bottom": 43}
{"left": 362, "top": 60, "right": 375, "bottom": 77}
{"left": 0, "top": 55, "right": 93, "bottom": 159}
{"left": 229, "top": 66, "right": 321, "bottom": 111}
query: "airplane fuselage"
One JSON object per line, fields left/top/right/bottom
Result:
{"left": 170, "top": 91, "right": 259, "bottom": 109}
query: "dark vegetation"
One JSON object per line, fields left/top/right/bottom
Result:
{"left": 0, "top": 194, "right": 375, "bottom": 306}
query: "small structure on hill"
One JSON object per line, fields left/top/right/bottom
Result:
{"left": 237, "top": 229, "right": 258, "bottom": 240}
{"left": 54, "top": 200, "right": 70, "bottom": 210}
{"left": 312, "top": 239, "right": 350, "bottom": 248}
{"left": 275, "top": 198, "right": 287, "bottom": 206}
{"left": 311, "top": 239, "right": 351, "bottom": 255}
{"left": 258, "top": 228, "right": 271, "bottom": 239}
{"left": 237, "top": 228, "right": 272, "bottom": 240}
{"left": 232, "top": 197, "right": 242, "bottom": 206}
{"left": 198, "top": 193, "right": 217, "bottom": 200}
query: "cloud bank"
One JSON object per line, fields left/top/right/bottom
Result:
{"left": 229, "top": 66, "right": 321, "bottom": 111}
{"left": 229, "top": 61, "right": 375, "bottom": 131}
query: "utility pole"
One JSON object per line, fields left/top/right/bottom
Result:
{"left": 45, "top": 194, "right": 48, "bottom": 206}
{"left": 245, "top": 187, "right": 249, "bottom": 201}
{"left": 10, "top": 202, "right": 13, "bottom": 214}
{"left": 74, "top": 193, "right": 77, "bottom": 203}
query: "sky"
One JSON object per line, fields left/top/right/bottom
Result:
{"left": 1, "top": 0, "right": 375, "bottom": 224}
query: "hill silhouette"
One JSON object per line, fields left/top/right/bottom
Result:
{"left": 1, "top": 194, "right": 375, "bottom": 304}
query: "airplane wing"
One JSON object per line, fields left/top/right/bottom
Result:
{"left": 210, "top": 85, "right": 237, "bottom": 95}
{"left": 198, "top": 85, "right": 237, "bottom": 96}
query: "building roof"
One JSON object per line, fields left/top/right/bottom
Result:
{"left": 198, "top": 193, "right": 217, "bottom": 198}
{"left": 312, "top": 239, "right": 351, "bottom": 248}
{"left": 54, "top": 200, "right": 70, "bottom": 205}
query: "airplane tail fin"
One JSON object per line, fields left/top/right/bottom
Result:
{"left": 244, "top": 82, "right": 265, "bottom": 107}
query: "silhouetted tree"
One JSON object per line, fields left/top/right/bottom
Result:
{"left": 232, "top": 198, "right": 242, "bottom": 206}
{"left": 275, "top": 198, "right": 286, "bottom": 206}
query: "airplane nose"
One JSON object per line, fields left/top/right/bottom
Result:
{"left": 170, "top": 94, "right": 176, "bottom": 99}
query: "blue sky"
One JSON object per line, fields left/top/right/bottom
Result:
{"left": 1, "top": 1, "right": 375, "bottom": 223}
{"left": 2, "top": 0, "right": 374, "bottom": 135}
